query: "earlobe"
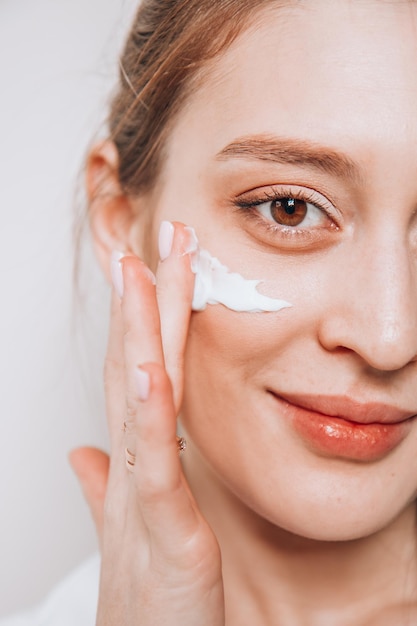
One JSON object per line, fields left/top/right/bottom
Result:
{"left": 86, "top": 141, "right": 137, "bottom": 281}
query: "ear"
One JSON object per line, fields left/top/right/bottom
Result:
{"left": 86, "top": 141, "right": 147, "bottom": 281}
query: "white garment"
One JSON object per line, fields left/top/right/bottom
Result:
{"left": 0, "top": 554, "right": 100, "bottom": 626}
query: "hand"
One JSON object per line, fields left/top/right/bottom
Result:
{"left": 70, "top": 222, "right": 225, "bottom": 625}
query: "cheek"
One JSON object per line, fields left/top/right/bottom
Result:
{"left": 185, "top": 306, "right": 291, "bottom": 380}
{"left": 181, "top": 304, "right": 299, "bottom": 461}
{"left": 181, "top": 295, "right": 323, "bottom": 417}
{"left": 182, "top": 307, "right": 272, "bottom": 438}
{"left": 183, "top": 281, "right": 324, "bottom": 377}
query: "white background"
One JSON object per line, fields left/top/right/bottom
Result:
{"left": 0, "top": 0, "right": 137, "bottom": 615}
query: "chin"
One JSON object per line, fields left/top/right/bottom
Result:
{"left": 241, "top": 470, "right": 415, "bottom": 544}
{"left": 275, "top": 512, "right": 389, "bottom": 543}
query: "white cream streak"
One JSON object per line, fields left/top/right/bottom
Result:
{"left": 190, "top": 244, "right": 292, "bottom": 313}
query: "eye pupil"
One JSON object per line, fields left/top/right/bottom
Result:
{"left": 271, "top": 197, "right": 308, "bottom": 227}
{"left": 284, "top": 198, "right": 296, "bottom": 215}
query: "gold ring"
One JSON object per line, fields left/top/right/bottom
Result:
{"left": 176, "top": 436, "right": 187, "bottom": 454}
{"left": 125, "top": 438, "right": 186, "bottom": 471}
{"left": 125, "top": 448, "right": 136, "bottom": 471}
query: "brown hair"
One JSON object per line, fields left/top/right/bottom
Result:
{"left": 108, "top": 0, "right": 277, "bottom": 196}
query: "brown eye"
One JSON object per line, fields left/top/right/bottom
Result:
{"left": 270, "top": 198, "right": 308, "bottom": 227}
{"left": 247, "top": 189, "right": 332, "bottom": 233}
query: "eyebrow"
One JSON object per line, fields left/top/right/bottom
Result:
{"left": 216, "top": 134, "right": 361, "bottom": 184}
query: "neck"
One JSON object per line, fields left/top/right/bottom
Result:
{"left": 182, "top": 442, "right": 417, "bottom": 626}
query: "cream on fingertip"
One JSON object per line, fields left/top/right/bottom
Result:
{"left": 183, "top": 226, "right": 199, "bottom": 255}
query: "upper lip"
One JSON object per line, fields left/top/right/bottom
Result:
{"left": 270, "top": 392, "right": 417, "bottom": 425}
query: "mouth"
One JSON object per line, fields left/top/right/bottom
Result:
{"left": 269, "top": 392, "right": 416, "bottom": 462}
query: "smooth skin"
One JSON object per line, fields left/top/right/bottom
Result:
{"left": 71, "top": 1, "right": 417, "bottom": 624}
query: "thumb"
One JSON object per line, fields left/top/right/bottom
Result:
{"left": 69, "top": 447, "right": 110, "bottom": 546}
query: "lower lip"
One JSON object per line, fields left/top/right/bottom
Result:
{"left": 273, "top": 395, "right": 413, "bottom": 462}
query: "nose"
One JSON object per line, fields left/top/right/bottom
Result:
{"left": 318, "top": 231, "right": 417, "bottom": 372}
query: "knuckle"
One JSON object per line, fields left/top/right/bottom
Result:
{"left": 125, "top": 397, "right": 137, "bottom": 420}
{"left": 155, "top": 282, "right": 167, "bottom": 300}
{"left": 135, "top": 470, "right": 181, "bottom": 504}
{"left": 136, "top": 474, "right": 168, "bottom": 503}
{"left": 123, "top": 419, "right": 135, "bottom": 434}
{"left": 123, "top": 324, "right": 134, "bottom": 343}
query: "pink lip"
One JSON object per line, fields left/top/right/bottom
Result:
{"left": 274, "top": 393, "right": 416, "bottom": 424}
{"left": 270, "top": 393, "right": 416, "bottom": 462}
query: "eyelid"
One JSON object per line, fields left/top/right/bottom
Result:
{"left": 231, "top": 183, "right": 341, "bottom": 251}
{"left": 235, "top": 184, "right": 336, "bottom": 218}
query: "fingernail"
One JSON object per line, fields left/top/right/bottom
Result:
{"left": 183, "top": 226, "right": 199, "bottom": 255}
{"left": 135, "top": 367, "right": 150, "bottom": 401}
{"left": 158, "top": 221, "right": 174, "bottom": 261}
{"left": 111, "top": 250, "right": 125, "bottom": 298}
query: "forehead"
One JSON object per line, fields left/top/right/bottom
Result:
{"left": 163, "top": 0, "right": 417, "bottom": 175}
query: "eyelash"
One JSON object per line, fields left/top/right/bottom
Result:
{"left": 233, "top": 185, "right": 338, "bottom": 241}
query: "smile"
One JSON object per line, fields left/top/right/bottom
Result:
{"left": 270, "top": 393, "right": 416, "bottom": 462}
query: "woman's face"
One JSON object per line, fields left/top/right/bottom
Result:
{"left": 140, "top": 0, "right": 417, "bottom": 540}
